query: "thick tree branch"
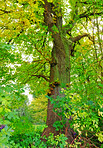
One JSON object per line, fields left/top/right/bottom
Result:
{"left": 63, "top": 4, "right": 102, "bottom": 34}
{"left": 78, "top": 1, "right": 103, "bottom": 6}
{"left": 62, "top": 2, "right": 78, "bottom": 34}
{"left": 71, "top": 33, "right": 89, "bottom": 42}
{"left": 79, "top": 11, "right": 103, "bottom": 19}
{"left": 0, "top": 9, "right": 13, "bottom": 14}
{"left": 43, "top": 0, "right": 54, "bottom": 27}
{"left": 62, "top": 21, "right": 76, "bottom": 34}
{"left": 43, "top": 0, "right": 62, "bottom": 32}
{"left": 31, "top": 74, "right": 50, "bottom": 82}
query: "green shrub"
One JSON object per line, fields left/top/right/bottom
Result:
{"left": 48, "top": 86, "right": 103, "bottom": 147}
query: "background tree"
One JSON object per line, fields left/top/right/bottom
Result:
{"left": 0, "top": 42, "right": 33, "bottom": 147}
{"left": 0, "top": 0, "right": 103, "bottom": 143}
{"left": 29, "top": 95, "right": 47, "bottom": 123}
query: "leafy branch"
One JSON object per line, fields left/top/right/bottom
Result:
{"left": 0, "top": 9, "right": 13, "bottom": 14}
{"left": 79, "top": 11, "right": 103, "bottom": 19}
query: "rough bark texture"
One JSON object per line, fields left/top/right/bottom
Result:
{"left": 41, "top": 32, "right": 74, "bottom": 143}
{"left": 41, "top": 0, "right": 74, "bottom": 143}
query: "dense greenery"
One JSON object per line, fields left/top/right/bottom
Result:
{"left": 0, "top": 0, "right": 103, "bottom": 147}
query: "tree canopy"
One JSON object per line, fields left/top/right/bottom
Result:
{"left": 0, "top": 0, "right": 102, "bottom": 87}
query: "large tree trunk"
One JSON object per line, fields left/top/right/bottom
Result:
{"left": 42, "top": 32, "right": 74, "bottom": 143}
{"left": 42, "top": 0, "right": 74, "bottom": 143}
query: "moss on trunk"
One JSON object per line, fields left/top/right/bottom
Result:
{"left": 42, "top": 33, "right": 74, "bottom": 143}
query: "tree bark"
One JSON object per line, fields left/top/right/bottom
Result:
{"left": 41, "top": 0, "right": 75, "bottom": 144}
{"left": 42, "top": 32, "right": 75, "bottom": 143}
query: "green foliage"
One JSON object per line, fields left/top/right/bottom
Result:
{"left": 0, "top": 43, "right": 32, "bottom": 147}
{"left": 10, "top": 129, "right": 35, "bottom": 148}
{"left": 43, "top": 133, "right": 68, "bottom": 148}
{"left": 34, "top": 124, "right": 47, "bottom": 133}
{"left": 29, "top": 95, "right": 48, "bottom": 123}
{"left": 0, "top": 83, "right": 30, "bottom": 147}
{"left": 7, "top": 124, "right": 68, "bottom": 148}
{"left": 65, "top": 90, "right": 103, "bottom": 137}
{"left": 0, "top": 0, "right": 103, "bottom": 147}
{"left": 49, "top": 86, "right": 103, "bottom": 147}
